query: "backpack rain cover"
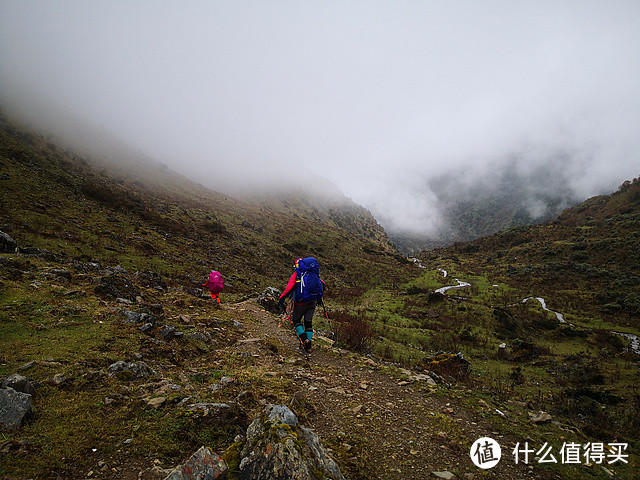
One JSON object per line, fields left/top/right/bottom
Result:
{"left": 295, "top": 257, "right": 323, "bottom": 303}
{"left": 206, "top": 270, "right": 224, "bottom": 295}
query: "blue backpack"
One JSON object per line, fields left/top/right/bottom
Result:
{"left": 295, "top": 257, "right": 323, "bottom": 303}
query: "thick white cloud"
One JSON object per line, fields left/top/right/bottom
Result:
{"left": 2, "top": 1, "right": 639, "bottom": 235}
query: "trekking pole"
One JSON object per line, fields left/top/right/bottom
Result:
{"left": 280, "top": 300, "right": 293, "bottom": 328}
{"left": 320, "top": 301, "right": 337, "bottom": 347}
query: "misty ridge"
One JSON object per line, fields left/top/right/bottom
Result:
{"left": 0, "top": 94, "right": 621, "bottom": 254}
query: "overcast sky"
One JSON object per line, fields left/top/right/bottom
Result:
{"left": 1, "top": 1, "right": 639, "bottom": 235}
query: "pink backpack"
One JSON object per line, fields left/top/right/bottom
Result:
{"left": 205, "top": 271, "right": 224, "bottom": 295}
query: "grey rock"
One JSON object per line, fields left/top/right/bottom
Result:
{"left": 529, "top": 410, "right": 552, "bottom": 423}
{"left": 147, "top": 465, "right": 174, "bottom": 479}
{"left": 301, "top": 426, "right": 345, "bottom": 480}
{"left": 238, "top": 404, "right": 345, "bottom": 480}
{"left": 139, "top": 322, "right": 154, "bottom": 334}
{"left": 413, "top": 373, "right": 437, "bottom": 385}
{"left": 2, "top": 374, "right": 36, "bottom": 395}
{"left": 123, "top": 310, "right": 139, "bottom": 323}
{"left": 95, "top": 274, "right": 141, "bottom": 301}
{"left": 108, "top": 361, "right": 156, "bottom": 380}
{"left": 211, "top": 376, "right": 235, "bottom": 392}
{"left": 327, "top": 387, "right": 346, "bottom": 395}
{"left": 265, "top": 404, "right": 298, "bottom": 426}
{"left": 48, "top": 373, "right": 70, "bottom": 387}
{"left": 432, "top": 472, "right": 457, "bottom": 480}
{"left": 257, "top": 287, "right": 282, "bottom": 314}
{"left": 186, "top": 402, "right": 233, "bottom": 415}
{"left": 161, "top": 325, "right": 176, "bottom": 340}
{"left": 233, "top": 320, "right": 245, "bottom": 331}
{"left": 0, "top": 388, "right": 32, "bottom": 430}
{"left": 123, "top": 310, "right": 154, "bottom": 324}
{"left": 0, "top": 231, "right": 17, "bottom": 253}
{"left": 19, "top": 246, "right": 51, "bottom": 258}
{"left": 188, "top": 331, "right": 212, "bottom": 343}
{"left": 147, "top": 397, "right": 167, "bottom": 409}
{"left": 164, "top": 446, "right": 228, "bottom": 480}
{"left": 17, "top": 361, "right": 36, "bottom": 372}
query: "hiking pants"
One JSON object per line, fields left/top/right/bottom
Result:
{"left": 291, "top": 302, "right": 315, "bottom": 341}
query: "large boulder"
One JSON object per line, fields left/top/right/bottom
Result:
{"left": 237, "top": 404, "right": 345, "bottom": 480}
{"left": 0, "top": 231, "right": 17, "bottom": 253}
{"left": 0, "top": 387, "right": 32, "bottom": 430}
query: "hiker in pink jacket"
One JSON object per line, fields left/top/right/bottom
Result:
{"left": 203, "top": 270, "right": 224, "bottom": 303}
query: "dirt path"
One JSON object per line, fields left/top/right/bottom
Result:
{"left": 225, "top": 300, "right": 540, "bottom": 480}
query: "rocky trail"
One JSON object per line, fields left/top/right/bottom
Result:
{"left": 223, "top": 300, "right": 542, "bottom": 480}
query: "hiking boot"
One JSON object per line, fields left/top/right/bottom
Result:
{"left": 303, "top": 339, "right": 312, "bottom": 352}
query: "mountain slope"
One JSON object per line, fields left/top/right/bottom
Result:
{"left": 419, "top": 177, "right": 640, "bottom": 325}
{"left": 242, "top": 181, "right": 393, "bottom": 252}
{"left": 0, "top": 112, "right": 410, "bottom": 297}
{"left": 2, "top": 114, "right": 639, "bottom": 480}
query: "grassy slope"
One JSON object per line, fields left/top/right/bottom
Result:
{"left": 242, "top": 186, "right": 393, "bottom": 252}
{"left": 422, "top": 179, "right": 640, "bottom": 332}
{"left": 0, "top": 115, "right": 413, "bottom": 296}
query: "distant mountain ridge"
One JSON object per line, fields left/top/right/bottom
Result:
{"left": 242, "top": 184, "right": 394, "bottom": 252}
{"left": 0, "top": 97, "right": 395, "bottom": 255}
{"left": 390, "top": 160, "right": 584, "bottom": 253}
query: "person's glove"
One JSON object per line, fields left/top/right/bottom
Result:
{"left": 278, "top": 298, "right": 285, "bottom": 313}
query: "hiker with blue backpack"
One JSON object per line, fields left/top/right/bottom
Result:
{"left": 278, "top": 257, "right": 324, "bottom": 352}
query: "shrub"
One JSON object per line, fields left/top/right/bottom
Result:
{"left": 416, "top": 352, "right": 470, "bottom": 382}
{"left": 329, "top": 310, "right": 373, "bottom": 353}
